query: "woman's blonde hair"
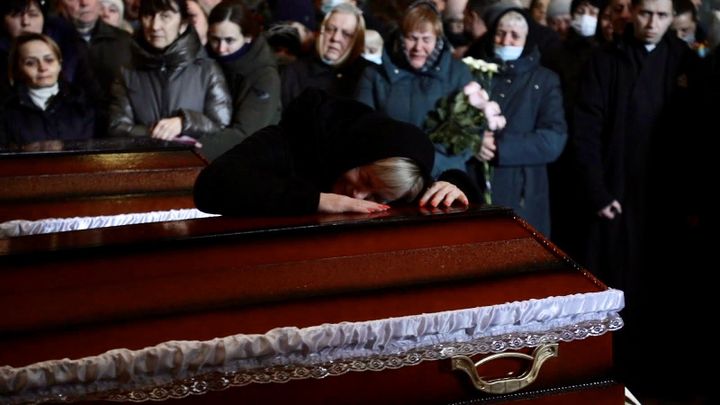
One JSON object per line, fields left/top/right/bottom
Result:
{"left": 365, "top": 157, "right": 425, "bottom": 202}
{"left": 316, "top": 3, "right": 366, "bottom": 67}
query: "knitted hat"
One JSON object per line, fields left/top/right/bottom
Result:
{"left": 271, "top": 0, "right": 318, "bottom": 31}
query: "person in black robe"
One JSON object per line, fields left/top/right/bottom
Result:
{"left": 573, "top": 0, "right": 702, "bottom": 397}
{"left": 194, "top": 88, "right": 475, "bottom": 216}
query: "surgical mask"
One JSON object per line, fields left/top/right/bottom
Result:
{"left": 494, "top": 45, "right": 523, "bottom": 62}
{"left": 362, "top": 52, "right": 382, "bottom": 65}
{"left": 681, "top": 33, "right": 696, "bottom": 45}
{"left": 322, "top": 0, "right": 346, "bottom": 14}
{"left": 571, "top": 14, "right": 598, "bottom": 37}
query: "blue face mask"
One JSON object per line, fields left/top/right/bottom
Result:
{"left": 494, "top": 45, "right": 523, "bottom": 62}
{"left": 322, "top": 0, "right": 346, "bottom": 14}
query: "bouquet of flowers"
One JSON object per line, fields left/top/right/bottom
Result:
{"left": 425, "top": 57, "right": 506, "bottom": 204}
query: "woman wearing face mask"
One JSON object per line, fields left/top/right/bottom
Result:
{"left": 281, "top": 2, "right": 367, "bottom": 107}
{"left": 355, "top": 0, "right": 472, "bottom": 175}
{"left": 108, "top": 0, "right": 231, "bottom": 145}
{"left": 200, "top": 0, "right": 281, "bottom": 160}
{"left": 465, "top": 6, "right": 567, "bottom": 236}
{"left": 1, "top": 33, "right": 94, "bottom": 148}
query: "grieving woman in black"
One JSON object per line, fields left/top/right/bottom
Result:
{"left": 194, "top": 89, "right": 471, "bottom": 215}
{"left": 1, "top": 33, "right": 94, "bottom": 148}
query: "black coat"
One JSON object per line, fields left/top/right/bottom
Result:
{"left": 197, "top": 36, "right": 282, "bottom": 161}
{"left": 193, "top": 88, "right": 436, "bottom": 216}
{"left": 281, "top": 54, "right": 369, "bottom": 107}
{"left": 1, "top": 82, "right": 94, "bottom": 147}
{"left": 109, "top": 27, "right": 232, "bottom": 137}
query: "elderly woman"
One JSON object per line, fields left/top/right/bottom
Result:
{"left": 355, "top": 1, "right": 471, "bottom": 132}
{"left": 465, "top": 6, "right": 567, "bottom": 236}
{"left": 201, "top": 0, "right": 280, "bottom": 158}
{"left": 280, "top": 2, "right": 367, "bottom": 106}
{"left": 194, "top": 88, "right": 470, "bottom": 216}
{"left": 1, "top": 33, "right": 94, "bottom": 148}
{"left": 108, "top": 0, "right": 231, "bottom": 145}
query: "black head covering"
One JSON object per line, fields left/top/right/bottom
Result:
{"left": 280, "top": 88, "right": 435, "bottom": 190}
{"left": 570, "top": 0, "right": 603, "bottom": 14}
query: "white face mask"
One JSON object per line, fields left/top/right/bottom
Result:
{"left": 571, "top": 14, "right": 598, "bottom": 37}
{"left": 362, "top": 52, "right": 383, "bottom": 65}
{"left": 322, "top": 0, "right": 346, "bottom": 14}
{"left": 494, "top": 45, "right": 523, "bottom": 61}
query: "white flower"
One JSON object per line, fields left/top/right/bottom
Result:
{"left": 462, "top": 57, "right": 499, "bottom": 74}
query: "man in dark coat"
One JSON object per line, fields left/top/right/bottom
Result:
{"left": 573, "top": 0, "right": 701, "bottom": 395}
{"left": 57, "top": 0, "right": 132, "bottom": 131}
{"left": 193, "top": 88, "right": 473, "bottom": 216}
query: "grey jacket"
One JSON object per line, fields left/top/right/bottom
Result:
{"left": 109, "top": 27, "right": 231, "bottom": 137}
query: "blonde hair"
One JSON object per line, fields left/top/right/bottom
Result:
{"left": 365, "top": 157, "right": 425, "bottom": 202}
{"left": 316, "top": 3, "right": 366, "bottom": 67}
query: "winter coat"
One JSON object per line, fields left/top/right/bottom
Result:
{"left": 1, "top": 82, "right": 94, "bottom": 147}
{"left": 281, "top": 54, "right": 369, "bottom": 107}
{"left": 465, "top": 8, "right": 567, "bottom": 236}
{"left": 197, "top": 36, "right": 281, "bottom": 161}
{"left": 573, "top": 28, "right": 700, "bottom": 279}
{"left": 355, "top": 32, "right": 472, "bottom": 130}
{"left": 108, "top": 27, "right": 231, "bottom": 137}
{"left": 193, "top": 88, "right": 435, "bottom": 216}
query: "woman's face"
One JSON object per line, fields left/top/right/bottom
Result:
{"left": 494, "top": 17, "right": 528, "bottom": 47}
{"left": 18, "top": 40, "right": 61, "bottom": 89}
{"left": 3, "top": 1, "right": 44, "bottom": 38}
{"left": 100, "top": 1, "right": 122, "bottom": 27}
{"left": 141, "top": 3, "right": 186, "bottom": 49}
{"left": 600, "top": 5, "right": 613, "bottom": 40}
{"left": 208, "top": 20, "right": 245, "bottom": 56}
{"left": 332, "top": 166, "right": 401, "bottom": 203}
{"left": 319, "top": 11, "right": 357, "bottom": 62}
{"left": 403, "top": 22, "right": 437, "bottom": 70}
{"left": 610, "top": 0, "right": 632, "bottom": 34}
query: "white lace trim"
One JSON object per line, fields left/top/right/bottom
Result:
{"left": 0, "top": 209, "right": 219, "bottom": 238}
{"left": 0, "top": 289, "right": 624, "bottom": 403}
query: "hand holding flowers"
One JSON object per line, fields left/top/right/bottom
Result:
{"left": 425, "top": 57, "right": 506, "bottom": 203}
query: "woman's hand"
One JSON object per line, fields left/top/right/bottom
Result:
{"left": 151, "top": 117, "right": 183, "bottom": 140}
{"left": 318, "top": 193, "right": 390, "bottom": 214}
{"left": 419, "top": 181, "right": 469, "bottom": 208}
{"left": 476, "top": 131, "right": 496, "bottom": 161}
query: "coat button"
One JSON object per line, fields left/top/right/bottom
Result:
{"left": 394, "top": 69, "right": 399, "bottom": 74}
{"left": 506, "top": 79, "right": 511, "bottom": 84}
{"left": 499, "top": 93, "right": 505, "bottom": 98}
{"left": 509, "top": 64, "right": 514, "bottom": 69}
{"left": 533, "top": 84, "right": 539, "bottom": 90}
{"left": 337, "top": 73, "right": 343, "bottom": 78}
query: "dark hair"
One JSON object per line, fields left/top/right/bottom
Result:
{"left": 8, "top": 32, "right": 61, "bottom": 85}
{"left": 0, "top": 0, "right": 45, "bottom": 18}
{"left": 208, "top": 1, "right": 261, "bottom": 39}
{"left": 673, "top": 0, "right": 696, "bottom": 19}
{"left": 139, "top": 0, "right": 189, "bottom": 21}
{"left": 1, "top": 0, "right": 45, "bottom": 38}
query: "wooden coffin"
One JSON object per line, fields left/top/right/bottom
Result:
{"left": 0, "top": 139, "right": 206, "bottom": 222}
{"left": 0, "top": 207, "right": 624, "bottom": 404}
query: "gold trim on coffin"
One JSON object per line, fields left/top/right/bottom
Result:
{"left": 13, "top": 315, "right": 624, "bottom": 403}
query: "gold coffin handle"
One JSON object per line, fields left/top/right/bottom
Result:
{"left": 451, "top": 343, "right": 559, "bottom": 395}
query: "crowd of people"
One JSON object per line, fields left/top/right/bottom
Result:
{"left": 1, "top": 0, "right": 718, "bottom": 399}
